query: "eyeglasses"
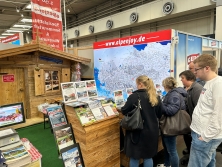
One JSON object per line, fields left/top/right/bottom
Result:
{"left": 194, "top": 67, "right": 204, "bottom": 72}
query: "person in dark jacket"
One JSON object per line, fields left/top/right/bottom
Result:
{"left": 160, "top": 77, "right": 187, "bottom": 167}
{"left": 121, "top": 75, "right": 162, "bottom": 167}
{"left": 179, "top": 70, "right": 203, "bottom": 165}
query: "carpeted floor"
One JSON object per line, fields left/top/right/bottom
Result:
{"left": 16, "top": 123, "right": 63, "bottom": 167}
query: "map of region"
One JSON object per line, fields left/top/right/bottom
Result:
{"left": 94, "top": 41, "right": 171, "bottom": 99}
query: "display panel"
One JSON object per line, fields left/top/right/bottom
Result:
{"left": 94, "top": 30, "right": 172, "bottom": 99}
{"left": 0, "top": 103, "right": 25, "bottom": 128}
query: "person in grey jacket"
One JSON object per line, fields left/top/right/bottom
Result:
{"left": 160, "top": 77, "right": 187, "bottom": 167}
{"left": 179, "top": 70, "right": 203, "bottom": 165}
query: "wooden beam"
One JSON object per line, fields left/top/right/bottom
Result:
{"left": 24, "top": 68, "right": 31, "bottom": 119}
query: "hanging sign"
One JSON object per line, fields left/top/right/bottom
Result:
{"left": 2, "top": 75, "right": 15, "bottom": 82}
{"left": 31, "top": 0, "right": 63, "bottom": 50}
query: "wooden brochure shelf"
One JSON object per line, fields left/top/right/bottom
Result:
{"left": 65, "top": 105, "right": 120, "bottom": 167}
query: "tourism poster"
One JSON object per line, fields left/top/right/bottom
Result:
{"left": 46, "top": 106, "right": 67, "bottom": 128}
{"left": 61, "top": 82, "right": 77, "bottom": 103}
{"left": 53, "top": 124, "right": 75, "bottom": 151}
{"left": 61, "top": 143, "right": 85, "bottom": 167}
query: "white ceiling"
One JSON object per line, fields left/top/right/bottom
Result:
{"left": 0, "top": 0, "right": 107, "bottom": 38}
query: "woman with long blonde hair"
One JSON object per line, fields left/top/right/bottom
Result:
{"left": 121, "top": 75, "right": 162, "bottom": 167}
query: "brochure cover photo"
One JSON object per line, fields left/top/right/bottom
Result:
{"left": 61, "top": 143, "right": 85, "bottom": 167}
{"left": 53, "top": 124, "right": 75, "bottom": 151}
{"left": 46, "top": 106, "right": 67, "bottom": 127}
{"left": 75, "top": 106, "right": 96, "bottom": 126}
{"left": 61, "top": 82, "right": 77, "bottom": 103}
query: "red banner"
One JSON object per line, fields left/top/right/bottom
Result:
{"left": 31, "top": 0, "right": 63, "bottom": 50}
{"left": 2, "top": 75, "right": 15, "bottom": 82}
{"left": 93, "top": 29, "right": 172, "bottom": 49}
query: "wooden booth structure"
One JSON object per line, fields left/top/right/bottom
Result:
{"left": 0, "top": 42, "right": 91, "bottom": 121}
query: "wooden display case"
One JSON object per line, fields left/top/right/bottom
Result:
{"left": 65, "top": 105, "right": 120, "bottom": 167}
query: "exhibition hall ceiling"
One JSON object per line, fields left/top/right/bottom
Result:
{"left": 0, "top": 0, "right": 108, "bottom": 39}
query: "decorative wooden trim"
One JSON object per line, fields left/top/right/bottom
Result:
{"left": 0, "top": 43, "right": 91, "bottom": 64}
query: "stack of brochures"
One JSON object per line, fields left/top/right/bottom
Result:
{"left": 0, "top": 128, "right": 31, "bottom": 167}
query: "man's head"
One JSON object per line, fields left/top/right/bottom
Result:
{"left": 193, "top": 54, "right": 217, "bottom": 81}
{"left": 179, "top": 70, "right": 196, "bottom": 88}
{"left": 189, "top": 62, "right": 195, "bottom": 73}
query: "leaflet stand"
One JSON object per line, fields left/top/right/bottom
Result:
{"left": 64, "top": 105, "right": 120, "bottom": 167}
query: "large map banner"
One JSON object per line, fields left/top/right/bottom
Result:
{"left": 31, "top": 0, "right": 63, "bottom": 50}
{"left": 93, "top": 29, "right": 172, "bottom": 99}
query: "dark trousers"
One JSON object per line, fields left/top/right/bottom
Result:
{"left": 183, "top": 134, "right": 192, "bottom": 153}
{"left": 120, "top": 127, "right": 124, "bottom": 150}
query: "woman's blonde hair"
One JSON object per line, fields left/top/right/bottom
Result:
{"left": 136, "top": 75, "right": 158, "bottom": 107}
{"left": 162, "top": 77, "right": 177, "bottom": 90}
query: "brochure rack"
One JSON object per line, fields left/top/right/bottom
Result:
{"left": 65, "top": 105, "right": 120, "bottom": 167}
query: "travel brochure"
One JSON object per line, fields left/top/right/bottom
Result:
{"left": 1, "top": 141, "right": 31, "bottom": 166}
{"left": 61, "top": 80, "right": 98, "bottom": 103}
{"left": 61, "top": 82, "right": 77, "bottom": 103}
{"left": 113, "top": 90, "right": 125, "bottom": 107}
{"left": 86, "top": 100, "right": 107, "bottom": 120}
{"left": 46, "top": 106, "right": 67, "bottom": 128}
{"left": 53, "top": 124, "right": 75, "bottom": 151}
{"left": 61, "top": 143, "right": 85, "bottom": 167}
{"left": 74, "top": 106, "right": 96, "bottom": 126}
{"left": 126, "top": 88, "right": 133, "bottom": 97}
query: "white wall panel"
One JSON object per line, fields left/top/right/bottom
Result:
{"left": 67, "top": 0, "right": 214, "bottom": 40}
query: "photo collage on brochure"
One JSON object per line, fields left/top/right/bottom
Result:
{"left": 61, "top": 143, "right": 84, "bottom": 167}
{"left": 126, "top": 88, "right": 133, "bottom": 98}
{"left": 46, "top": 106, "right": 67, "bottom": 128}
{"left": 113, "top": 90, "right": 125, "bottom": 107}
{"left": 61, "top": 80, "right": 98, "bottom": 103}
{"left": 53, "top": 124, "right": 75, "bottom": 151}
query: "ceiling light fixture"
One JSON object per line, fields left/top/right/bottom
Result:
{"left": 16, "top": 7, "right": 20, "bottom": 12}
{"left": 25, "top": 4, "right": 31, "bottom": 9}
{"left": 21, "top": 14, "right": 24, "bottom": 17}
{"left": 6, "top": 30, "right": 23, "bottom": 33}
{"left": 67, "top": 9, "right": 70, "bottom": 12}
{"left": 2, "top": 33, "right": 15, "bottom": 36}
{"left": 21, "top": 19, "right": 32, "bottom": 23}
{"left": 13, "top": 24, "right": 32, "bottom": 28}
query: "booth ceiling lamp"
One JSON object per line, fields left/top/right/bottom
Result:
{"left": 6, "top": 30, "right": 23, "bottom": 33}
{"left": 25, "top": 4, "right": 31, "bottom": 9}
{"left": 21, "top": 19, "right": 32, "bottom": 23}
{"left": 13, "top": 24, "right": 32, "bottom": 28}
{"left": 2, "top": 33, "right": 14, "bottom": 36}
{"left": 16, "top": 7, "right": 20, "bottom": 12}
{"left": 67, "top": 9, "right": 70, "bottom": 12}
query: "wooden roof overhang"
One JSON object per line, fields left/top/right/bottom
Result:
{"left": 0, "top": 43, "right": 91, "bottom": 64}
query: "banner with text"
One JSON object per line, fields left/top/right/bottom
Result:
{"left": 31, "top": 0, "right": 63, "bottom": 50}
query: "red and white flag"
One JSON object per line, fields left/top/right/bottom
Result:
{"left": 31, "top": 0, "right": 63, "bottom": 50}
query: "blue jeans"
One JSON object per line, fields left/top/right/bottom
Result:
{"left": 162, "top": 135, "right": 179, "bottom": 167}
{"left": 130, "top": 158, "right": 153, "bottom": 167}
{"left": 188, "top": 131, "right": 222, "bottom": 167}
